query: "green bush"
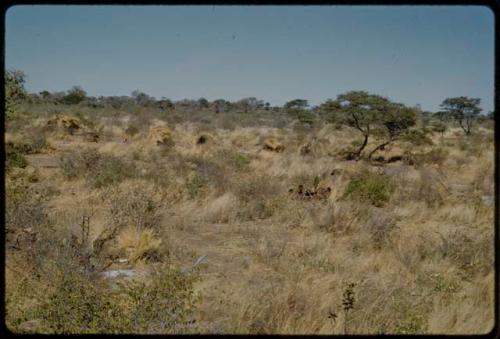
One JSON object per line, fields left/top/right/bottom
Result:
{"left": 186, "top": 173, "right": 208, "bottom": 200}
{"left": 401, "top": 129, "right": 433, "bottom": 146}
{"left": 231, "top": 153, "right": 251, "bottom": 171}
{"left": 5, "top": 70, "right": 27, "bottom": 121}
{"left": 25, "top": 264, "right": 198, "bottom": 334}
{"left": 344, "top": 171, "right": 394, "bottom": 207}
{"left": 6, "top": 143, "right": 28, "bottom": 172}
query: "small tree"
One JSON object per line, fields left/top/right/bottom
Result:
{"left": 131, "top": 90, "right": 154, "bottom": 106}
{"left": 213, "top": 99, "right": 228, "bottom": 114}
{"left": 367, "top": 103, "right": 417, "bottom": 159}
{"left": 197, "top": 97, "right": 209, "bottom": 109}
{"left": 284, "top": 99, "right": 308, "bottom": 111}
{"left": 335, "top": 91, "right": 391, "bottom": 159}
{"left": 431, "top": 121, "right": 447, "bottom": 144}
{"left": 285, "top": 99, "right": 314, "bottom": 125}
{"left": 440, "top": 96, "right": 482, "bottom": 135}
{"left": 318, "top": 99, "right": 342, "bottom": 123}
{"left": 5, "top": 70, "right": 27, "bottom": 120}
{"left": 156, "top": 98, "right": 174, "bottom": 110}
{"left": 236, "top": 97, "right": 263, "bottom": 113}
{"left": 64, "top": 86, "right": 87, "bottom": 105}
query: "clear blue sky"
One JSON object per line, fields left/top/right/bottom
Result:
{"left": 5, "top": 5, "right": 494, "bottom": 112}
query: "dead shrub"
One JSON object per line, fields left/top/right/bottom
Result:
{"left": 391, "top": 167, "right": 445, "bottom": 208}
{"left": 309, "top": 201, "right": 360, "bottom": 235}
{"left": 361, "top": 207, "right": 398, "bottom": 249}
{"left": 404, "top": 148, "right": 448, "bottom": 167}
{"left": 232, "top": 174, "right": 283, "bottom": 220}
{"left": 59, "top": 148, "right": 137, "bottom": 188}
{"left": 438, "top": 226, "right": 493, "bottom": 275}
{"left": 103, "top": 180, "right": 163, "bottom": 231}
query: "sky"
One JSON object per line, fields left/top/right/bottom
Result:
{"left": 5, "top": 5, "right": 495, "bottom": 112}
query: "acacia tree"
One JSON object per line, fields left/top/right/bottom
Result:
{"left": 284, "top": 99, "right": 308, "bottom": 111}
{"left": 284, "top": 99, "right": 315, "bottom": 125}
{"left": 156, "top": 98, "right": 174, "bottom": 110}
{"left": 213, "top": 99, "right": 228, "bottom": 113}
{"left": 440, "top": 96, "right": 482, "bottom": 135}
{"left": 236, "top": 97, "right": 263, "bottom": 113}
{"left": 335, "top": 91, "right": 391, "bottom": 159}
{"left": 131, "top": 90, "right": 154, "bottom": 107}
{"left": 318, "top": 99, "right": 342, "bottom": 123}
{"left": 197, "top": 97, "right": 209, "bottom": 109}
{"left": 64, "top": 86, "right": 87, "bottom": 105}
{"left": 328, "top": 91, "right": 417, "bottom": 160}
{"left": 367, "top": 103, "right": 417, "bottom": 159}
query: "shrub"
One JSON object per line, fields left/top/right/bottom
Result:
{"left": 183, "top": 156, "right": 227, "bottom": 198}
{"left": 58, "top": 149, "right": 136, "bottom": 188}
{"left": 404, "top": 147, "right": 448, "bottom": 167}
{"left": 125, "top": 124, "right": 140, "bottom": 137}
{"left": 28, "top": 264, "right": 198, "bottom": 334}
{"left": 32, "top": 270, "right": 113, "bottom": 333}
{"left": 186, "top": 173, "right": 208, "bottom": 200}
{"left": 401, "top": 129, "right": 433, "bottom": 146}
{"left": 5, "top": 70, "right": 27, "bottom": 121}
{"left": 438, "top": 226, "right": 493, "bottom": 275}
{"left": 92, "top": 156, "right": 136, "bottom": 188}
{"left": 104, "top": 179, "right": 163, "bottom": 233}
{"left": 5, "top": 173, "right": 47, "bottom": 253}
{"left": 58, "top": 148, "right": 101, "bottom": 179}
{"left": 23, "top": 129, "right": 48, "bottom": 154}
{"left": 232, "top": 175, "right": 283, "bottom": 220}
{"left": 230, "top": 153, "right": 251, "bottom": 171}
{"left": 362, "top": 207, "right": 397, "bottom": 249}
{"left": 111, "top": 265, "right": 199, "bottom": 334}
{"left": 344, "top": 171, "right": 394, "bottom": 207}
{"left": 6, "top": 143, "right": 28, "bottom": 172}
{"left": 313, "top": 201, "right": 361, "bottom": 235}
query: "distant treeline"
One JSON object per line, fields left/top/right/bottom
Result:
{"left": 6, "top": 69, "right": 494, "bottom": 135}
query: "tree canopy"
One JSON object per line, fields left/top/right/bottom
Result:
{"left": 440, "top": 96, "right": 482, "bottom": 135}
{"left": 64, "top": 86, "right": 87, "bottom": 105}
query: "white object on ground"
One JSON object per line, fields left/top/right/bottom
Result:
{"left": 101, "top": 269, "right": 136, "bottom": 278}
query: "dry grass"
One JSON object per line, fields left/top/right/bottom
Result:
{"left": 5, "top": 110, "right": 495, "bottom": 334}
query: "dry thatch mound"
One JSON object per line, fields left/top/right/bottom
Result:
{"left": 263, "top": 137, "right": 285, "bottom": 153}
{"left": 47, "top": 115, "right": 82, "bottom": 130}
{"left": 147, "top": 126, "right": 173, "bottom": 146}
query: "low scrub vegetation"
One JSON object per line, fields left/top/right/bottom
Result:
{"left": 5, "top": 74, "right": 494, "bottom": 334}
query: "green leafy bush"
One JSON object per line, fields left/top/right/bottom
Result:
{"left": 27, "top": 265, "right": 198, "bottom": 334}
{"left": 344, "top": 171, "right": 394, "bottom": 207}
{"left": 6, "top": 143, "right": 28, "bottom": 172}
{"left": 401, "top": 129, "right": 433, "bottom": 146}
{"left": 186, "top": 173, "right": 208, "bottom": 200}
{"left": 5, "top": 70, "right": 27, "bottom": 121}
